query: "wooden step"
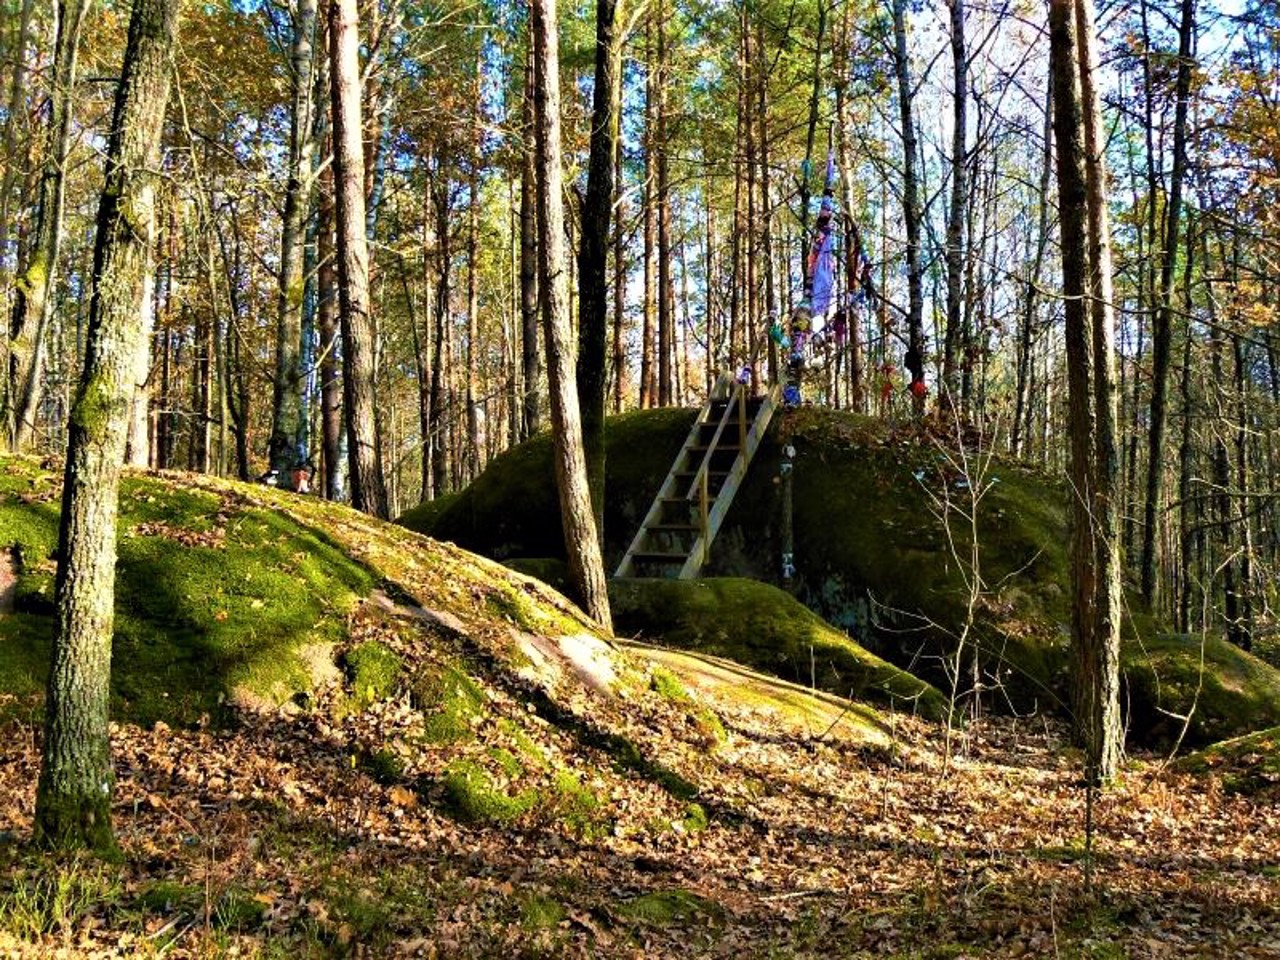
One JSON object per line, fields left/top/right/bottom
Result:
{"left": 645, "top": 521, "right": 699, "bottom": 532}
{"left": 629, "top": 551, "right": 691, "bottom": 563}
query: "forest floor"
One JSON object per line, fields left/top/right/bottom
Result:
{"left": 1, "top": 702, "right": 1277, "bottom": 957}
{"left": 0, "top": 463, "right": 1277, "bottom": 958}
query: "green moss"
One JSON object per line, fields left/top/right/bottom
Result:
{"left": 547, "top": 769, "right": 608, "bottom": 839}
{"left": 681, "top": 802, "right": 709, "bottom": 833}
{"left": 519, "top": 892, "right": 565, "bottom": 930}
{"left": 344, "top": 641, "right": 402, "bottom": 707}
{"left": 1122, "top": 634, "right": 1280, "bottom": 746}
{"left": 412, "top": 662, "right": 486, "bottom": 744}
{"left": 362, "top": 747, "right": 406, "bottom": 785}
{"left": 441, "top": 760, "right": 538, "bottom": 824}
{"left": 502, "top": 557, "right": 570, "bottom": 593}
{"left": 613, "top": 578, "right": 947, "bottom": 720}
{"left": 1176, "top": 725, "right": 1280, "bottom": 795}
{"left": 489, "top": 746, "right": 525, "bottom": 779}
{"left": 615, "top": 888, "right": 722, "bottom": 926}
{"left": 651, "top": 667, "right": 691, "bottom": 703}
{"left": 497, "top": 718, "right": 549, "bottom": 769}
{"left": 395, "top": 491, "right": 461, "bottom": 535}
{"left": 0, "top": 458, "right": 375, "bottom": 728}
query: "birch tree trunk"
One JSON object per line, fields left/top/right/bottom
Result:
{"left": 35, "top": 0, "right": 179, "bottom": 852}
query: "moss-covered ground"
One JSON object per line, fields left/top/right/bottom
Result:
{"left": 1, "top": 457, "right": 1278, "bottom": 957}
{"left": 0, "top": 457, "right": 372, "bottom": 726}
{"left": 403, "top": 407, "right": 1280, "bottom": 747}
{"left": 613, "top": 577, "right": 948, "bottom": 720}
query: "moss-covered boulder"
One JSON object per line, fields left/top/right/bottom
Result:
{"left": 1122, "top": 634, "right": 1280, "bottom": 745}
{"left": 0, "top": 457, "right": 373, "bottom": 726}
{"left": 611, "top": 578, "right": 947, "bottom": 720}
{"left": 1175, "top": 724, "right": 1280, "bottom": 798}
{"left": 402, "top": 407, "right": 1280, "bottom": 745}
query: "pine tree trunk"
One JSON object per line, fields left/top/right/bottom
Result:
{"left": 328, "top": 0, "right": 387, "bottom": 517}
{"left": 892, "top": 0, "right": 925, "bottom": 412}
{"left": 640, "top": 16, "right": 657, "bottom": 410}
{"left": 35, "top": 0, "right": 180, "bottom": 853}
{"left": 318, "top": 146, "right": 343, "bottom": 500}
{"left": 270, "top": 0, "right": 318, "bottom": 482}
{"left": 5, "top": 0, "right": 89, "bottom": 453}
{"left": 530, "top": 0, "right": 612, "bottom": 631}
{"left": 576, "top": 0, "right": 621, "bottom": 537}
{"left": 1140, "top": 0, "right": 1195, "bottom": 609}
{"left": 520, "top": 42, "right": 541, "bottom": 439}
{"left": 943, "top": 0, "right": 968, "bottom": 406}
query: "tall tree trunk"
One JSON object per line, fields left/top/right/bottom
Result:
{"left": 1076, "top": 0, "right": 1123, "bottom": 781}
{"left": 124, "top": 256, "right": 155, "bottom": 466}
{"left": 892, "top": 0, "right": 925, "bottom": 411}
{"left": 5, "top": 0, "right": 90, "bottom": 452}
{"left": 1049, "top": 0, "right": 1122, "bottom": 783}
{"left": 520, "top": 41, "right": 541, "bottom": 439}
{"left": 576, "top": 0, "right": 621, "bottom": 537}
{"left": 465, "top": 55, "right": 482, "bottom": 482}
{"left": 655, "top": 0, "right": 673, "bottom": 406}
{"left": 612, "top": 135, "right": 628, "bottom": 413}
{"left": 1140, "top": 0, "right": 1195, "bottom": 609}
{"left": 270, "top": 0, "right": 318, "bottom": 482}
{"left": 328, "top": 0, "right": 387, "bottom": 517}
{"left": 430, "top": 176, "right": 451, "bottom": 496}
{"left": 318, "top": 141, "right": 343, "bottom": 499}
{"left": 640, "top": 15, "right": 657, "bottom": 409}
{"left": 0, "top": 0, "right": 36, "bottom": 294}
{"left": 530, "top": 0, "right": 612, "bottom": 631}
{"left": 35, "top": 0, "right": 179, "bottom": 852}
{"left": 943, "top": 0, "right": 968, "bottom": 406}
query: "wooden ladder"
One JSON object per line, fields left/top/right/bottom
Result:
{"left": 615, "top": 379, "right": 781, "bottom": 580}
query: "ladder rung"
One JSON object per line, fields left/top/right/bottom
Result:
{"left": 689, "top": 445, "right": 740, "bottom": 454}
{"left": 630, "top": 551, "right": 690, "bottom": 562}
{"left": 646, "top": 522, "right": 698, "bottom": 532}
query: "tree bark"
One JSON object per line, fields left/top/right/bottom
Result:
{"left": 328, "top": 0, "right": 388, "bottom": 517}
{"left": 35, "top": 0, "right": 180, "bottom": 852}
{"left": 1140, "top": 0, "right": 1195, "bottom": 609}
{"left": 530, "top": 0, "right": 612, "bottom": 631}
{"left": 1049, "top": 0, "right": 1122, "bottom": 783}
{"left": 270, "top": 0, "right": 318, "bottom": 482}
{"left": 943, "top": 0, "right": 968, "bottom": 406}
{"left": 5, "top": 0, "right": 90, "bottom": 453}
{"left": 892, "top": 0, "right": 925, "bottom": 412}
{"left": 577, "top": 0, "right": 621, "bottom": 540}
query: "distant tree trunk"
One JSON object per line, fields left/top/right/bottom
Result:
{"left": 0, "top": 0, "right": 36, "bottom": 293}
{"left": 317, "top": 143, "right": 343, "bottom": 499}
{"left": 943, "top": 0, "right": 968, "bottom": 405}
{"left": 328, "top": 0, "right": 387, "bottom": 517}
{"left": 640, "top": 18, "right": 657, "bottom": 411}
{"left": 520, "top": 42, "right": 541, "bottom": 439}
{"left": 1049, "top": 0, "right": 1122, "bottom": 783}
{"left": 465, "top": 57, "right": 482, "bottom": 483}
{"left": 577, "top": 0, "right": 621, "bottom": 539}
{"left": 270, "top": 0, "right": 318, "bottom": 483}
{"left": 1012, "top": 74, "right": 1054, "bottom": 458}
{"left": 430, "top": 177, "right": 451, "bottom": 495}
{"left": 655, "top": 0, "right": 674, "bottom": 406}
{"left": 5, "top": 0, "right": 90, "bottom": 453}
{"left": 612, "top": 137, "right": 628, "bottom": 413}
{"left": 530, "top": 0, "right": 612, "bottom": 631}
{"left": 124, "top": 259, "right": 155, "bottom": 466}
{"left": 892, "top": 0, "right": 925, "bottom": 412}
{"left": 35, "top": 0, "right": 179, "bottom": 853}
{"left": 1140, "top": 0, "right": 1195, "bottom": 609}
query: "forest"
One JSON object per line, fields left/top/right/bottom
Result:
{"left": 0, "top": 0, "right": 1278, "bottom": 955}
